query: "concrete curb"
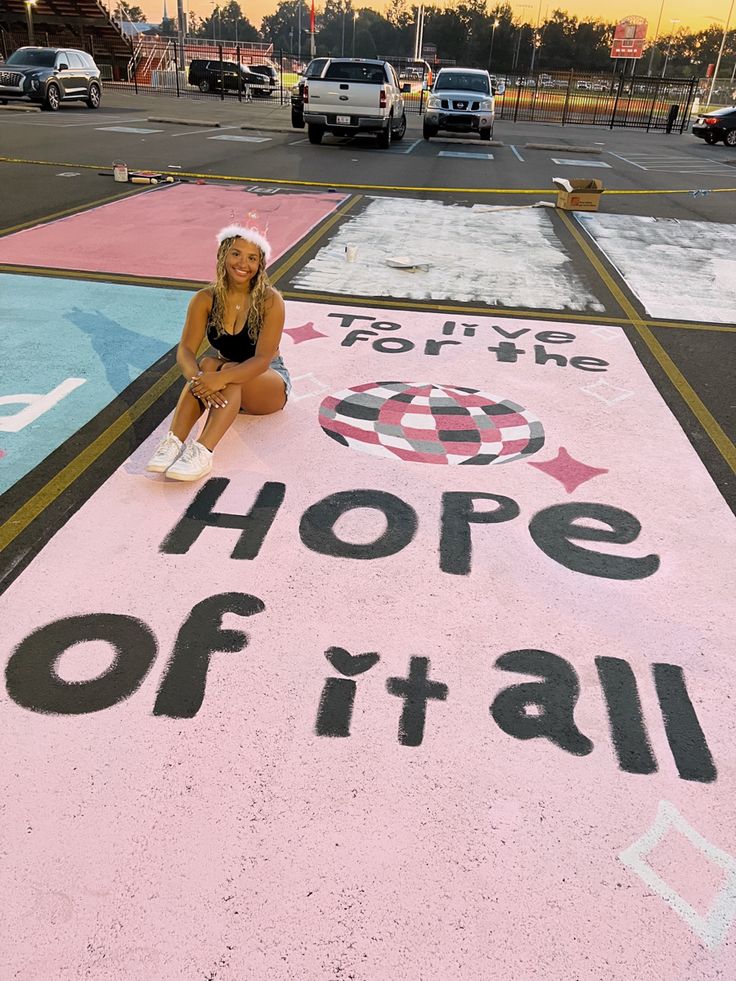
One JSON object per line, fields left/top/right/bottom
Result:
{"left": 524, "top": 143, "right": 603, "bottom": 153}
{"left": 148, "top": 116, "right": 221, "bottom": 127}
{"left": 0, "top": 103, "right": 42, "bottom": 112}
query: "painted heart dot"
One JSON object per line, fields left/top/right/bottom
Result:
{"left": 319, "top": 382, "right": 545, "bottom": 466}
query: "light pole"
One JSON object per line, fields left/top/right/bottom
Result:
{"left": 25, "top": 0, "right": 37, "bottom": 46}
{"left": 706, "top": 0, "right": 735, "bottom": 106}
{"left": 488, "top": 19, "right": 499, "bottom": 72}
{"left": 512, "top": 4, "right": 532, "bottom": 72}
{"left": 352, "top": 9, "right": 356, "bottom": 57}
{"left": 661, "top": 19, "right": 680, "bottom": 77}
{"left": 647, "top": 0, "right": 665, "bottom": 75}
{"left": 341, "top": 3, "right": 346, "bottom": 56}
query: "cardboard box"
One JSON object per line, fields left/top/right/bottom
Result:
{"left": 552, "top": 177, "right": 604, "bottom": 212}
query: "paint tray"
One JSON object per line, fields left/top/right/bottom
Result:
{"left": 552, "top": 177, "right": 604, "bottom": 212}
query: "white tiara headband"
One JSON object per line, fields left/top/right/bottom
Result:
{"left": 216, "top": 224, "right": 272, "bottom": 264}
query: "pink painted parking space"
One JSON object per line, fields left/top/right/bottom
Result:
{"left": 0, "top": 184, "right": 346, "bottom": 281}
{"left": 1, "top": 301, "right": 734, "bottom": 980}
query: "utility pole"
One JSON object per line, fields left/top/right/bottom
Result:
{"left": 647, "top": 0, "right": 665, "bottom": 76}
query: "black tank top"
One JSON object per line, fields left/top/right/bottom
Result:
{"left": 206, "top": 297, "right": 258, "bottom": 363}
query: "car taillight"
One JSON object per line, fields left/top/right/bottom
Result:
{"left": 303, "top": 84, "right": 308, "bottom": 104}
{"left": 379, "top": 89, "right": 386, "bottom": 109}
{"left": 704, "top": 116, "right": 719, "bottom": 125}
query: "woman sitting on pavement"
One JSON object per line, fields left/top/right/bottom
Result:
{"left": 146, "top": 224, "right": 290, "bottom": 481}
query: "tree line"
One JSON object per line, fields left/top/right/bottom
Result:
{"left": 121, "top": 0, "right": 734, "bottom": 77}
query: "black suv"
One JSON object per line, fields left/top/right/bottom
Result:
{"left": 249, "top": 64, "right": 278, "bottom": 95}
{"left": 188, "top": 59, "right": 270, "bottom": 96}
{"left": 290, "top": 57, "right": 328, "bottom": 128}
{"left": 0, "top": 46, "right": 102, "bottom": 111}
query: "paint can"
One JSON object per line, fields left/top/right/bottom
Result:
{"left": 345, "top": 244, "right": 358, "bottom": 263}
{"left": 113, "top": 160, "right": 129, "bottom": 183}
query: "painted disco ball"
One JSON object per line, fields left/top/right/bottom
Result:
{"left": 319, "top": 382, "right": 545, "bottom": 465}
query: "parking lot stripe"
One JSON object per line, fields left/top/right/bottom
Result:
{"left": 96, "top": 126, "right": 165, "bottom": 134}
{"left": 2, "top": 155, "right": 736, "bottom": 196}
{"left": 438, "top": 151, "right": 494, "bottom": 159}
{"left": 510, "top": 145, "right": 525, "bottom": 161}
{"left": 0, "top": 187, "right": 142, "bottom": 238}
{"left": 558, "top": 209, "right": 736, "bottom": 474}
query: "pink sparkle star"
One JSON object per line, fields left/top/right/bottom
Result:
{"left": 528, "top": 446, "right": 608, "bottom": 493}
{"left": 283, "top": 321, "right": 327, "bottom": 344}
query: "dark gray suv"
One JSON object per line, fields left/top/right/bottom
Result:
{"left": 0, "top": 46, "right": 102, "bottom": 111}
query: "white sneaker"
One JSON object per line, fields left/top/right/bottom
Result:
{"left": 146, "top": 432, "right": 183, "bottom": 472}
{"left": 166, "top": 441, "right": 213, "bottom": 482}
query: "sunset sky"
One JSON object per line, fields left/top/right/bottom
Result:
{"left": 134, "top": 0, "right": 725, "bottom": 37}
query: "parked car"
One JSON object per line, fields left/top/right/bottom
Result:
{"left": 290, "top": 57, "right": 329, "bottom": 128}
{"left": 302, "top": 58, "right": 406, "bottom": 147}
{"left": 188, "top": 59, "right": 270, "bottom": 96}
{"left": 424, "top": 67, "right": 495, "bottom": 141}
{"left": 0, "top": 46, "right": 102, "bottom": 111}
{"left": 249, "top": 64, "right": 278, "bottom": 95}
{"left": 692, "top": 106, "right": 736, "bottom": 146}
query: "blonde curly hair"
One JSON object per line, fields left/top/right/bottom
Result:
{"left": 210, "top": 235, "right": 272, "bottom": 343}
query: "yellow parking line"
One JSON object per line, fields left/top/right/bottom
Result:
{"left": 2, "top": 155, "right": 735, "bottom": 196}
{"left": 558, "top": 209, "right": 736, "bottom": 474}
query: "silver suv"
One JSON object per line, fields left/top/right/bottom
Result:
{"left": 424, "top": 67, "right": 495, "bottom": 141}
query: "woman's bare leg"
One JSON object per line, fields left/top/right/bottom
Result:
{"left": 196, "top": 370, "right": 286, "bottom": 450}
{"left": 170, "top": 383, "right": 207, "bottom": 443}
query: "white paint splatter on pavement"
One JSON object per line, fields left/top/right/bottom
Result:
{"left": 293, "top": 197, "right": 605, "bottom": 311}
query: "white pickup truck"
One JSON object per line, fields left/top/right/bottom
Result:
{"left": 302, "top": 58, "right": 407, "bottom": 148}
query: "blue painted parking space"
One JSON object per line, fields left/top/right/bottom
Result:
{"left": 0, "top": 274, "right": 189, "bottom": 494}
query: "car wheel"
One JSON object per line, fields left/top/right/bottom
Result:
{"left": 725, "top": 129, "right": 736, "bottom": 147}
{"left": 393, "top": 112, "right": 407, "bottom": 141}
{"left": 479, "top": 127, "right": 492, "bottom": 141}
{"left": 307, "top": 124, "right": 324, "bottom": 145}
{"left": 291, "top": 107, "right": 305, "bottom": 129}
{"left": 44, "top": 82, "right": 61, "bottom": 111}
{"left": 377, "top": 118, "right": 393, "bottom": 148}
{"left": 423, "top": 122, "right": 437, "bottom": 140}
{"left": 86, "top": 82, "right": 101, "bottom": 109}
{"left": 199, "top": 80, "right": 211, "bottom": 93}
{"left": 704, "top": 131, "right": 718, "bottom": 144}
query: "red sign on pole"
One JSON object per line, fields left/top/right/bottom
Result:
{"left": 610, "top": 15, "right": 648, "bottom": 60}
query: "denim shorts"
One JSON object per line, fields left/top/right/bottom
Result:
{"left": 270, "top": 354, "right": 292, "bottom": 399}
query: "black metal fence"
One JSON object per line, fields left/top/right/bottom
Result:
{"left": 492, "top": 70, "right": 697, "bottom": 132}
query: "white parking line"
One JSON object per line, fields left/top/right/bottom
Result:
{"left": 438, "top": 150, "right": 494, "bottom": 159}
{"left": 607, "top": 151, "right": 647, "bottom": 170}
{"left": 207, "top": 134, "right": 272, "bottom": 142}
{"left": 97, "top": 126, "right": 164, "bottom": 134}
{"left": 170, "top": 125, "right": 239, "bottom": 137}
{"left": 607, "top": 149, "right": 733, "bottom": 174}
{"left": 551, "top": 158, "right": 611, "bottom": 167}
{"left": 510, "top": 145, "right": 525, "bottom": 161}
{"left": 289, "top": 138, "right": 308, "bottom": 145}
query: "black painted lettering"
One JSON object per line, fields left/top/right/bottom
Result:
{"left": 371, "top": 321, "right": 402, "bottom": 331}
{"left": 386, "top": 656, "right": 448, "bottom": 746}
{"left": 535, "top": 330, "right": 576, "bottom": 344}
{"left": 341, "top": 329, "right": 378, "bottom": 347}
{"left": 153, "top": 593, "right": 264, "bottom": 719}
{"left": 570, "top": 356, "right": 609, "bottom": 372}
{"left": 315, "top": 646, "right": 380, "bottom": 737}
{"left": 490, "top": 324, "right": 530, "bottom": 339}
{"left": 534, "top": 344, "right": 567, "bottom": 367}
{"left": 300, "top": 489, "right": 417, "bottom": 559}
{"left": 160, "top": 478, "right": 285, "bottom": 560}
{"left": 488, "top": 341, "right": 524, "bottom": 362}
{"left": 528, "top": 503, "right": 660, "bottom": 580}
{"left": 425, "top": 339, "right": 462, "bottom": 356}
{"left": 596, "top": 656, "right": 657, "bottom": 774}
{"left": 491, "top": 649, "right": 593, "bottom": 756}
{"left": 328, "top": 313, "right": 375, "bottom": 328}
{"left": 442, "top": 321, "right": 456, "bottom": 335}
{"left": 6, "top": 614, "right": 156, "bottom": 715}
{"left": 652, "top": 663, "right": 717, "bottom": 783}
{"left": 440, "top": 492, "right": 520, "bottom": 575}
{"left": 373, "top": 337, "right": 415, "bottom": 353}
